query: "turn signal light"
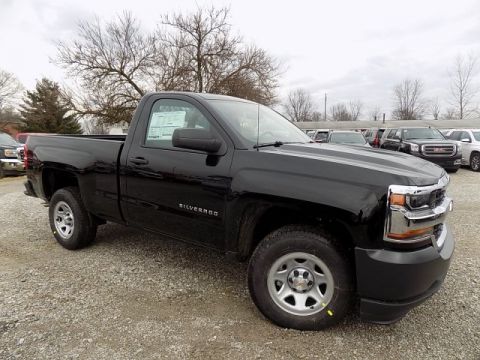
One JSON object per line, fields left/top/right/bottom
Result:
{"left": 387, "top": 226, "right": 433, "bottom": 240}
{"left": 389, "top": 193, "right": 406, "bottom": 206}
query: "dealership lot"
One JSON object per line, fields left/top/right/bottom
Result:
{"left": 0, "top": 172, "right": 479, "bottom": 359}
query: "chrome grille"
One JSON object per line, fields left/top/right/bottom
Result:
{"left": 422, "top": 144, "right": 455, "bottom": 156}
{"left": 429, "top": 188, "right": 446, "bottom": 209}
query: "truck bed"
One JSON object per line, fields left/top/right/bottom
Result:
{"left": 25, "top": 134, "right": 125, "bottom": 222}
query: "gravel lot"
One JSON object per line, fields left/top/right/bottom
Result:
{"left": 0, "top": 172, "right": 479, "bottom": 359}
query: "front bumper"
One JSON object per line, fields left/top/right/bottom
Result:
{"left": 356, "top": 225, "right": 454, "bottom": 323}
{"left": 1, "top": 159, "right": 25, "bottom": 174}
{"left": 414, "top": 152, "right": 462, "bottom": 170}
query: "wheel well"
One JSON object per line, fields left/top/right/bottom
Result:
{"left": 243, "top": 205, "right": 355, "bottom": 260}
{"left": 471, "top": 150, "right": 480, "bottom": 159}
{"left": 42, "top": 169, "right": 79, "bottom": 200}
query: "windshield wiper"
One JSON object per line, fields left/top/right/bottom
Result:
{"left": 253, "top": 141, "right": 304, "bottom": 149}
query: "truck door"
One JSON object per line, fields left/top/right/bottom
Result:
{"left": 121, "top": 95, "right": 234, "bottom": 249}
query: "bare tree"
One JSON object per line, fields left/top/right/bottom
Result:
{"left": 369, "top": 106, "right": 382, "bottom": 121}
{"left": 0, "top": 70, "right": 23, "bottom": 109}
{"left": 392, "top": 79, "right": 425, "bottom": 120}
{"left": 441, "top": 107, "right": 457, "bottom": 120}
{"left": 0, "top": 107, "right": 22, "bottom": 132}
{"left": 56, "top": 12, "right": 159, "bottom": 125}
{"left": 161, "top": 6, "right": 279, "bottom": 104}
{"left": 283, "top": 89, "right": 315, "bottom": 122}
{"left": 56, "top": 8, "right": 280, "bottom": 125}
{"left": 429, "top": 98, "right": 441, "bottom": 120}
{"left": 449, "top": 54, "right": 478, "bottom": 119}
{"left": 311, "top": 111, "right": 322, "bottom": 122}
{"left": 330, "top": 101, "right": 362, "bottom": 121}
{"left": 348, "top": 100, "right": 363, "bottom": 121}
{"left": 330, "top": 104, "right": 351, "bottom": 121}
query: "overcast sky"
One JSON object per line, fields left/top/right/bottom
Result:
{"left": 1, "top": 0, "right": 479, "bottom": 118}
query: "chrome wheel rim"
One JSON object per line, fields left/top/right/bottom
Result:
{"left": 267, "top": 252, "right": 334, "bottom": 316}
{"left": 472, "top": 155, "right": 480, "bottom": 171}
{"left": 54, "top": 201, "right": 74, "bottom": 239}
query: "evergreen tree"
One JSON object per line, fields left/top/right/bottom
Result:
{"left": 20, "top": 78, "right": 82, "bottom": 134}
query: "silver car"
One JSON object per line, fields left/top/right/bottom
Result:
{"left": 447, "top": 129, "right": 480, "bottom": 171}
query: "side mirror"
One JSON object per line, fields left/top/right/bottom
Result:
{"left": 172, "top": 128, "right": 222, "bottom": 153}
{"left": 461, "top": 138, "right": 471, "bottom": 143}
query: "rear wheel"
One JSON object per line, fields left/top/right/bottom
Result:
{"left": 248, "top": 226, "right": 354, "bottom": 330}
{"left": 49, "top": 187, "right": 97, "bottom": 250}
{"left": 470, "top": 153, "right": 480, "bottom": 171}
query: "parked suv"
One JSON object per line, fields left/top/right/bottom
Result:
{"left": 447, "top": 129, "right": 480, "bottom": 171}
{"left": 364, "top": 128, "right": 386, "bottom": 148}
{"left": 380, "top": 127, "right": 461, "bottom": 172}
{"left": 0, "top": 132, "right": 25, "bottom": 178}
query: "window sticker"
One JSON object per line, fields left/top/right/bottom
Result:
{"left": 147, "top": 111, "right": 186, "bottom": 140}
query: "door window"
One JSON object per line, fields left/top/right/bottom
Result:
{"left": 461, "top": 131, "right": 472, "bottom": 142}
{"left": 387, "top": 129, "right": 398, "bottom": 139}
{"left": 449, "top": 131, "right": 462, "bottom": 141}
{"left": 145, "top": 99, "right": 211, "bottom": 149}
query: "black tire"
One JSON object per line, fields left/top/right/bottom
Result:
{"left": 447, "top": 168, "right": 459, "bottom": 173}
{"left": 0, "top": 166, "right": 4, "bottom": 179}
{"left": 49, "top": 187, "right": 97, "bottom": 250}
{"left": 470, "top": 153, "right": 480, "bottom": 172}
{"left": 248, "top": 225, "right": 354, "bottom": 330}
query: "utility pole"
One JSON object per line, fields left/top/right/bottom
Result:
{"left": 324, "top": 93, "right": 327, "bottom": 121}
{"left": 382, "top": 113, "right": 386, "bottom": 124}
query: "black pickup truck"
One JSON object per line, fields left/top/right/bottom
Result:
{"left": 24, "top": 92, "right": 454, "bottom": 330}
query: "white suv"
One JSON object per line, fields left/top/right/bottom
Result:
{"left": 448, "top": 129, "right": 480, "bottom": 171}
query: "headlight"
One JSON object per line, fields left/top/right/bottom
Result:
{"left": 4, "top": 149, "right": 17, "bottom": 157}
{"left": 409, "top": 143, "right": 419, "bottom": 152}
{"left": 389, "top": 192, "right": 431, "bottom": 209}
{"left": 406, "top": 193, "right": 431, "bottom": 209}
{"left": 456, "top": 144, "right": 462, "bottom": 154}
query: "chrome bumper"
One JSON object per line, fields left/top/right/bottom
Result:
{"left": 1, "top": 158, "right": 25, "bottom": 172}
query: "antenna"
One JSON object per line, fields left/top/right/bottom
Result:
{"left": 256, "top": 103, "right": 260, "bottom": 151}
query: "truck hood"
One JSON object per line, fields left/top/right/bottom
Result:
{"left": 0, "top": 145, "right": 19, "bottom": 149}
{"left": 264, "top": 143, "right": 445, "bottom": 186}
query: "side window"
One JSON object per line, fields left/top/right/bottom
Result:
{"left": 450, "top": 131, "right": 461, "bottom": 141}
{"left": 395, "top": 129, "right": 402, "bottom": 139}
{"left": 145, "top": 99, "right": 211, "bottom": 149}
{"left": 462, "top": 131, "right": 471, "bottom": 141}
{"left": 387, "top": 129, "right": 398, "bottom": 139}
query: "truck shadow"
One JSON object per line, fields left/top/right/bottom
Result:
{"left": 92, "top": 221, "right": 369, "bottom": 330}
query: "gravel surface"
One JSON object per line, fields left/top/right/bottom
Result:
{"left": 0, "top": 172, "right": 479, "bottom": 359}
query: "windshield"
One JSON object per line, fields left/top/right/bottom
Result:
{"left": 0, "top": 133, "right": 19, "bottom": 146}
{"left": 404, "top": 128, "right": 445, "bottom": 140}
{"left": 208, "top": 100, "right": 311, "bottom": 147}
{"left": 472, "top": 132, "right": 480, "bottom": 141}
{"left": 329, "top": 132, "right": 366, "bottom": 144}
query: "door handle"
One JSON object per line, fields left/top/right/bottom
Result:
{"left": 129, "top": 157, "right": 149, "bottom": 165}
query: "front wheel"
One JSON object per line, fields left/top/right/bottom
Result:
{"left": 248, "top": 226, "right": 354, "bottom": 330}
{"left": 49, "top": 187, "right": 97, "bottom": 250}
{"left": 470, "top": 153, "right": 480, "bottom": 171}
